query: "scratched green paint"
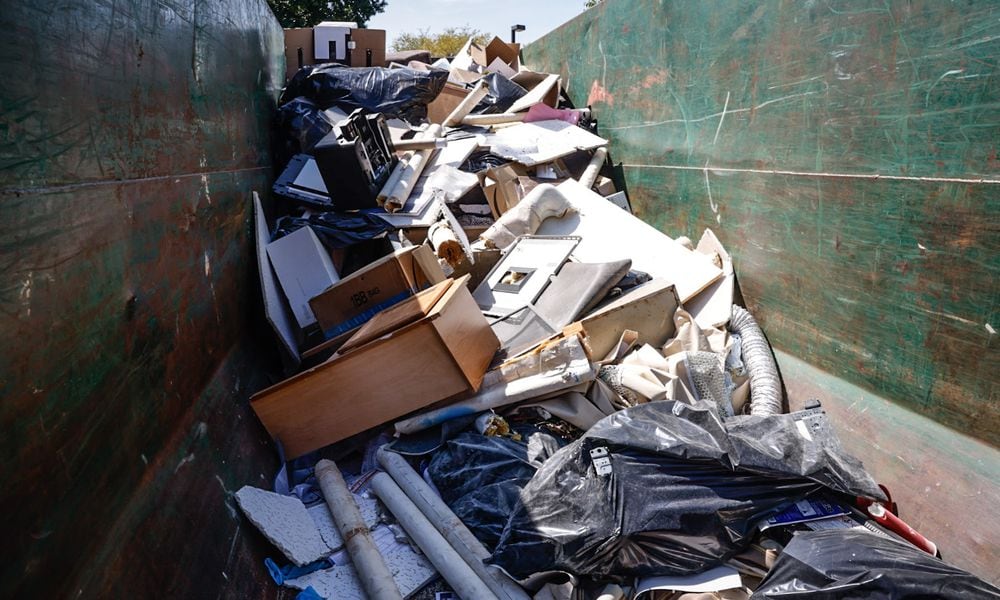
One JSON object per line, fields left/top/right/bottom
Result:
{"left": 526, "top": 0, "right": 1000, "bottom": 444}
{"left": 0, "top": 0, "right": 284, "bottom": 597}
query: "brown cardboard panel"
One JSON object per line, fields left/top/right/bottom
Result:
{"left": 427, "top": 83, "right": 471, "bottom": 124}
{"left": 308, "top": 245, "right": 446, "bottom": 337}
{"left": 349, "top": 28, "right": 385, "bottom": 67}
{"left": 284, "top": 28, "right": 315, "bottom": 78}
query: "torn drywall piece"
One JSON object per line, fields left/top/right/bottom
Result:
{"left": 685, "top": 228, "right": 736, "bottom": 330}
{"left": 235, "top": 486, "right": 328, "bottom": 567}
{"left": 537, "top": 180, "right": 722, "bottom": 303}
{"left": 285, "top": 525, "right": 438, "bottom": 599}
{"left": 484, "top": 120, "right": 607, "bottom": 167}
{"left": 308, "top": 493, "right": 381, "bottom": 552}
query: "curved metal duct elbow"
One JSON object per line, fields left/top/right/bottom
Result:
{"left": 730, "top": 305, "right": 783, "bottom": 416}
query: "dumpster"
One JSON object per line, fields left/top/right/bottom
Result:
{"left": 1, "top": 0, "right": 997, "bottom": 598}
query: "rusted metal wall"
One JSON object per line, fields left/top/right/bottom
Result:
{"left": 524, "top": 0, "right": 999, "bottom": 582}
{"left": 0, "top": 0, "right": 286, "bottom": 596}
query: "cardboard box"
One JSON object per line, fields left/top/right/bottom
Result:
{"left": 471, "top": 37, "right": 520, "bottom": 71}
{"left": 284, "top": 28, "right": 315, "bottom": 78}
{"left": 266, "top": 226, "right": 340, "bottom": 330}
{"left": 308, "top": 244, "right": 446, "bottom": 338}
{"left": 427, "top": 82, "right": 472, "bottom": 124}
{"left": 251, "top": 277, "right": 500, "bottom": 458}
{"left": 348, "top": 28, "right": 386, "bottom": 67}
{"left": 510, "top": 71, "right": 560, "bottom": 111}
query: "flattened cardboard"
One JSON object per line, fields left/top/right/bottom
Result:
{"left": 251, "top": 278, "right": 499, "bottom": 459}
{"left": 308, "top": 244, "right": 446, "bottom": 338}
{"left": 284, "top": 28, "right": 315, "bottom": 79}
{"left": 427, "top": 83, "right": 472, "bottom": 124}
{"left": 348, "top": 28, "right": 385, "bottom": 67}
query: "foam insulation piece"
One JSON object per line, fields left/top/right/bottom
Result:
{"left": 235, "top": 486, "right": 328, "bottom": 566}
{"left": 308, "top": 494, "right": 381, "bottom": 552}
{"left": 285, "top": 526, "right": 437, "bottom": 599}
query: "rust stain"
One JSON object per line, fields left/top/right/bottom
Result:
{"left": 587, "top": 79, "right": 615, "bottom": 106}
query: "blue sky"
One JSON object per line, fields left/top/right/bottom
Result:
{"left": 368, "top": 0, "right": 590, "bottom": 50}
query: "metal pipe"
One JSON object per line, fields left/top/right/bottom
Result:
{"left": 729, "top": 305, "right": 783, "bottom": 416}
{"left": 377, "top": 448, "right": 531, "bottom": 600}
{"left": 314, "top": 460, "right": 403, "bottom": 600}
{"left": 370, "top": 473, "right": 501, "bottom": 600}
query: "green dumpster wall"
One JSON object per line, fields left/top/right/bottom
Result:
{"left": 525, "top": 0, "right": 999, "bottom": 582}
{"left": 0, "top": 0, "right": 287, "bottom": 597}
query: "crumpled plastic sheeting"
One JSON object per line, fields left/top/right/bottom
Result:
{"left": 428, "top": 430, "right": 563, "bottom": 551}
{"left": 472, "top": 72, "right": 528, "bottom": 114}
{"left": 489, "top": 401, "right": 885, "bottom": 579}
{"left": 274, "top": 212, "right": 391, "bottom": 250}
{"left": 281, "top": 65, "right": 449, "bottom": 122}
{"left": 750, "top": 529, "right": 1000, "bottom": 599}
{"left": 275, "top": 97, "right": 335, "bottom": 168}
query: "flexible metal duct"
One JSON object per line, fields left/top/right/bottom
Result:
{"left": 730, "top": 305, "right": 783, "bottom": 416}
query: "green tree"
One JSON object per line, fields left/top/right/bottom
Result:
{"left": 267, "top": 0, "right": 388, "bottom": 29}
{"left": 391, "top": 26, "right": 490, "bottom": 58}
{"left": 585, "top": 0, "right": 602, "bottom": 7}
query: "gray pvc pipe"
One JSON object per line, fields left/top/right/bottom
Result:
{"left": 729, "top": 305, "right": 783, "bottom": 416}
{"left": 314, "top": 460, "right": 403, "bottom": 600}
{"left": 377, "top": 448, "right": 531, "bottom": 600}
{"left": 370, "top": 473, "right": 501, "bottom": 600}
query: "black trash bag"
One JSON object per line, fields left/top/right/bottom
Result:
{"left": 276, "top": 96, "right": 335, "bottom": 160}
{"left": 471, "top": 72, "right": 528, "bottom": 115}
{"left": 751, "top": 529, "right": 1000, "bottom": 599}
{"left": 274, "top": 212, "right": 391, "bottom": 250}
{"left": 281, "top": 64, "right": 448, "bottom": 122}
{"left": 489, "top": 401, "right": 885, "bottom": 579}
{"left": 428, "top": 430, "right": 563, "bottom": 551}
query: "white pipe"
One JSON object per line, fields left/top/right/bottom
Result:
{"left": 385, "top": 124, "right": 443, "bottom": 212}
{"left": 377, "top": 448, "right": 532, "bottom": 600}
{"left": 461, "top": 112, "right": 525, "bottom": 126}
{"left": 377, "top": 152, "right": 413, "bottom": 206}
{"left": 443, "top": 80, "right": 489, "bottom": 127}
{"left": 314, "top": 460, "right": 403, "bottom": 600}
{"left": 395, "top": 335, "right": 594, "bottom": 435}
{"left": 479, "top": 183, "right": 575, "bottom": 250}
{"left": 578, "top": 147, "right": 608, "bottom": 190}
{"left": 370, "top": 473, "right": 501, "bottom": 600}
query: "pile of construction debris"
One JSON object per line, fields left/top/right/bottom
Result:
{"left": 240, "top": 37, "right": 1000, "bottom": 600}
